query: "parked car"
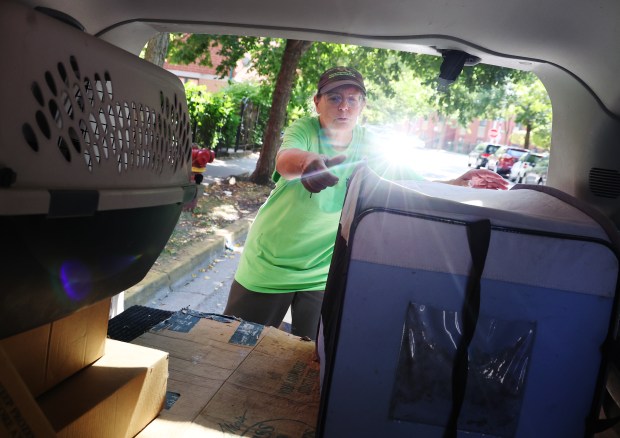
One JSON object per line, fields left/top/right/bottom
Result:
{"left": 509, "top": 151, "right": 547, "bottom": 182}
{"left": 467, "top": 143, "right": 502, "bottom": 168}
{"left": 523, "top": 156, "right": 549, "bottom": 185}
{"left": 486, "top": 146, "right": 529, "bottom": 177}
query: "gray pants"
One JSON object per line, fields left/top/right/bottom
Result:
{"left": 224, "top": 280, "right": 324, "bottom": 340}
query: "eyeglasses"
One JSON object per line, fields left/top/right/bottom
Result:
{"left": 323, "top": 93, "right": 365, "bottom": 109}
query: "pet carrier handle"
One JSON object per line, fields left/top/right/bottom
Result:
{"left": 444, "top": 219, "right": 491, "bottom": 438}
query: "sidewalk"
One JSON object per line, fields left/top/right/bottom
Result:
{"left": 121, "top": 151, "right": 259, "bottom": 310}
{"left": 202, "top": 150, "right": 260, "bottom": 184}
{"left": 123, "top": 214, "right": 255, "bottom": 309}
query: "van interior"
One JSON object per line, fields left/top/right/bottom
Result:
{"left": 2, "top": 0, "right": 620, "bottom": 435}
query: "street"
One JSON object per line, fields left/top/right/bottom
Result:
{"left": 201, "top": 151, "right": 260, "bottom": 184}
{"left": 142, "top": 148, "right": 490, "bottom": 315}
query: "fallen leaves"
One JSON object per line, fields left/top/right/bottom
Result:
{"left": 157, "top": 177, "right": 272, "bottom": 270}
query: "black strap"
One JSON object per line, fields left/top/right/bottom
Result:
{"left": 444, "top": 219, "right": 491, "bottom": 438}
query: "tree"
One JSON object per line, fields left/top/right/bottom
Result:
{"left": 169, "top": 35, "right": 313, "bottom": 183}
{"left": 143, "top": 33, "right": 169, "bottom": 67}
{"left": 409, "top": 60, "right": 552, "bottom": 149}
{"left": 169, "top": 35, "right": 548, "bottom": 182}
{"left": 251, "top": 40, "right": 312, "bottom": 184}
{"left": 415, "top": 60, "right": 532, "bottom": 126}
{"left": 168, "top": 37, "right": 434, "bottom": 182}
{"left": 510, "top": 79, "right": 552, "bottom": 149}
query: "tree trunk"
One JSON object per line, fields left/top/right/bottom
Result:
{"left": 501, "top": 119, "right": 508, "bottom": 145}
{"left": 144, "top": 33, "right": 170, "bottom": 67}
{"left": 250, "top": 39, "right": 312, "bottom": 185}
{"left": 438, "top": 116, "right": 447, "bottom": 149}
{"left": 524, "top": 122, "right": 532, "bottom": 149}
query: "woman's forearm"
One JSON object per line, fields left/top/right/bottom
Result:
{"left": 276, "top": 148, "right": 324, "bottom": 180}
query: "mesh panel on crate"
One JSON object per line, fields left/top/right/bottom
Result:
{"left": 23, "top": 60, "right": 190, "bottom": 176}
{"left": 0, "top": 2, "right": 197, "bottom": 338}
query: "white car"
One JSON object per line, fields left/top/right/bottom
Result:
{"left": 509, "top": 151, "right": 547, "bottom": 183}
{"left": 467, "top": 143, "right": 502, "bottom": 169}
{"left": 523, "top": 156, "right": 550, "bottom": 185}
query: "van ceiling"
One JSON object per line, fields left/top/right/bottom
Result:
{"left": 13, "top": 0, "right": 620, "bottom": 117}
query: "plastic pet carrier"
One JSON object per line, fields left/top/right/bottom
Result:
{"left": 0, "top": 2, "right": 196, "bottom": 338}
{"left": 317, "top": 165, "right": 620, "bottom": 437}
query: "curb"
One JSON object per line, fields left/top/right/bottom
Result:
{"left": 124, "top": 214, "right": 255, "bottom": 308}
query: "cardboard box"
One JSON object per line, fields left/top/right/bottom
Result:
{"left": 47, "top": 297, "right": 110, "bottom": 389}
{"left": 0, "top": 323, "right": 50, "bottom": 396}
{"left": 0, "top": 297, "right": 110, "bottom": 397}
{"left": 37, "top": 338, "right": 168, "bottom": 438}
{"left": 0, "top": 345, "right": 56, "bottom": 438}
{"left": 135, "top": 316, "right": 320, "bottom": 437}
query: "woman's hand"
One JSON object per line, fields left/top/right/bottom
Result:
{"left": 300, "top": 154, "right": 347, "bottom": 193}
{"left": 446, "top": 169, "right": 509, "bottom": 190}
{"left": 276, "top": 148, "right": 348, "bottom": 193}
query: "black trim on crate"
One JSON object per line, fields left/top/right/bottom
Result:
{"left": 48, "top": 189, "right": 99, "bottom": 218}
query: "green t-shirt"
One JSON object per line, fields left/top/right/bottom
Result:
{"left": 234, "top": 117, "right": 423, "bottom": 293}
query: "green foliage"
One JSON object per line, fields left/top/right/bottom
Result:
{"left": 184, "top": 82, "right": 271, "bottom": 149}
{"left": 169, "top": 34, "right": 260, "bottom": 78}
{"left": 362, "top": 75, "right": 435, "bottom": 125}
{"left": 221, "top": 82, "right": 272, "bottom": 146}
{"left": 511, "top": 79, "right": 552, "bottom": 130}
{"left": 171, "top": 33, "right": 553, "bottom": 150}
{"left": 184, "top": 83, "right": 234, "bottom": 148}
{"left": 420, "top": 64, "right": 532, "bottom": 126}
{"left": 531, "top": 127, "right": 552, "bottom": 150}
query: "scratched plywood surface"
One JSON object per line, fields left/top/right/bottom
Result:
{"left": 195, "top": 382, "right": 318, "bottom": 437}
{"left": 150, "top": 316, "right": 249, "bottom": 344}
{"left": 135, "top": 316, "right": 320, "bottom": 437}
{"left": 226, "top": 349, "right": 319, "bottom": 401}
{"left": 253, "top": 324, "right": 318, "bottom": 360}
{"left": 134, "top": 331, "right": 249, "bottom": 375}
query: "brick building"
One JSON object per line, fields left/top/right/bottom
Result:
{"left": 406, "top": 115, "right": 520, "bottom": 153}
{"left": 164, "top": 46, "right": 255, "bottom": 92}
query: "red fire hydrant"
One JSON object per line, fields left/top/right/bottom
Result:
{"left": 191, "top": 145, "right": 215, "bottom": 182}
{"left": 184, "top": 144, "right": 215, "bottom": 211}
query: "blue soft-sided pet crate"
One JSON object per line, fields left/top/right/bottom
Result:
{"left": 318, "top": 166, "right": 620, "bottom": 437}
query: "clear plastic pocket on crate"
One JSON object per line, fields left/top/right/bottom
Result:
{"left": 389, "top": 301, "right": 536, "bottom": 437}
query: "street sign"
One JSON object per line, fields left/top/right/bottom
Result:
{"left": 489, "top": 128, "right": 499, "bottom": 138}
